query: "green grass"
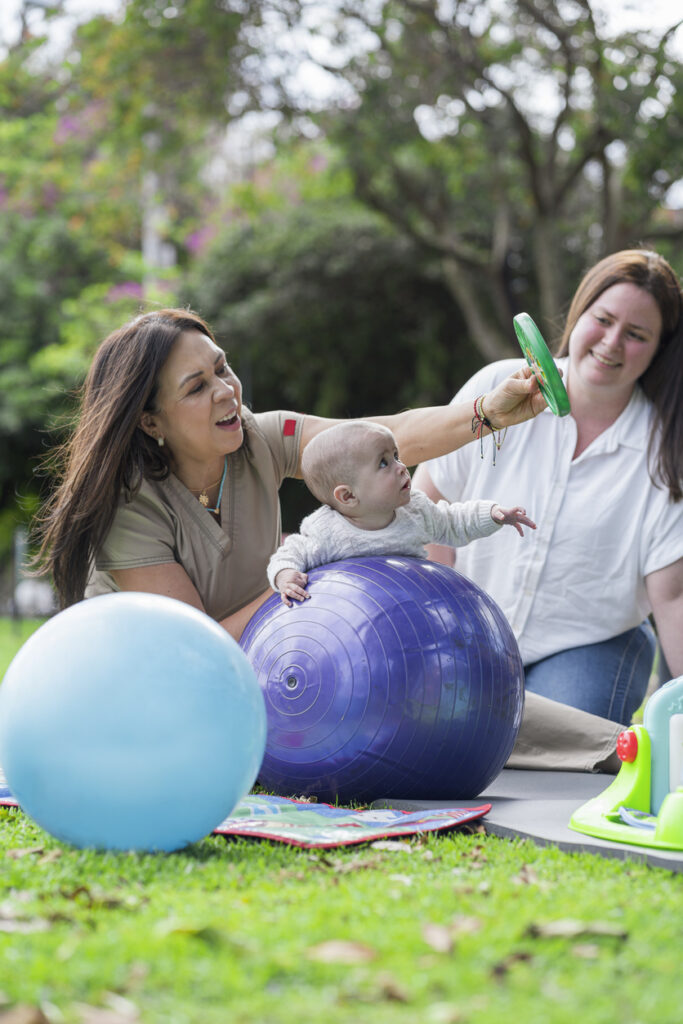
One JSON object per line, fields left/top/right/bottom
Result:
{"left": 0, "top": 616, "right": 44, "bottom": 678}
{"left": 1, "top": 622, "right": 681, "bottom": 1024}
{"left": 1, "top": 814, "right": 681, "bottom": 1024}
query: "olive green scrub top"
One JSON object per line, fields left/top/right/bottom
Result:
{"left": 87, "top": 409, "right": 304, "bottom": 621}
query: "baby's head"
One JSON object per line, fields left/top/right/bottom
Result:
{"left": 302, "top": 420, "right": 411, "bottom": 520}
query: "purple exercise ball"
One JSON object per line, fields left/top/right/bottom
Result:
{"left": 240, "top": 556, "right": 524, "bottom": 803}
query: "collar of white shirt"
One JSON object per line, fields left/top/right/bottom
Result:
{"left": 562, "top": 358, "right": 651, "bottom": 459}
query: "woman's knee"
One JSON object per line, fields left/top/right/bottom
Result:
{"left": 524, "top": 623, "right": 656, "bottom": 724}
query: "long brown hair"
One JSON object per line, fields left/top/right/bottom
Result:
{"left": 555, "top": 249, "right": 683, "bottom": 502}
{"left": 34, "top": 309, "right": 216, "bottom": 607}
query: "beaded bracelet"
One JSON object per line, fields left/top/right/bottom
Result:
{"left": 472, "top": 395, "right": 508, "bottom": 464}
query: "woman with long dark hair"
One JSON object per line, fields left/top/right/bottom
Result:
{"left": 35, "top": 307, "right": 547, "bottom": 639}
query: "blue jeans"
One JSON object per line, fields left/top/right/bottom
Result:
{"left": 524, "top": 622, "right": 657, "bottom": 724}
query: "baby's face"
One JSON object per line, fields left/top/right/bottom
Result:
{"left": 351, "top": 430, "right": 411, "bottom": 517}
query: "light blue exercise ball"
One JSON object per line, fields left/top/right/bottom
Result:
{"left": 0, "top": 593, "right": 266, "bottom": 852}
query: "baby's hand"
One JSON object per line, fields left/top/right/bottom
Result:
{"left": 491, "top": 505, "right": 537, "bottom": 537}
{"left": 275, "top": 568, "right": 310, "bottom": 606}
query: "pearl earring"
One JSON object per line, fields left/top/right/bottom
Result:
{"left": 157, "top": 436, "right": 164, "bottom": 447}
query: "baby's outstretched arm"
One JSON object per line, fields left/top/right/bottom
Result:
{"left": 491, "top": 505, "right": 536, "bottom": 536}
{"left": 275, "top": 568, "right": 310, "bottom": 606}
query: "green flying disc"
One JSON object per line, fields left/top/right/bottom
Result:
{"left": 513, "top": 312, "right": 571, "bottom": 417}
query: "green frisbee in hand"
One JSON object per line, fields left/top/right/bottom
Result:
{"left": 513, "top": 312, "right": 571, "bottom": 417}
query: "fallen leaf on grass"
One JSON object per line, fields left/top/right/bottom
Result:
{"left": 462, "top": 844, "right": 488, "bottom": 869}
{"left": 427, "top": 1002, "right": 465, "bottom": 1023}
{"left": 572, "top": 943, "right": 601, "bottom": 959}
{"left": 0, "top": 1007, "right": 50, "bottom": 1024}
{"left": 72, "top": 1003, "right": 137, "bottom": 1024}
{"left": 0, "top": 901, "right": 23, "bottom": 918}
{"left": 60, "top": 886, "right": 91, "bottom": 903}
{"left": 370, "top": 840, "right": 413, "bottom": 853}
{"left": 458, "top": 819, "right": 487, "bottom": 836}
{"left": 375, "top": 972, "right": 410, "bottom": 1003}
{"left": 102, "top": 993, "right": 139, "bottom": 1020}
{"left": 306, "top": 940, "right": 377, "bottom": 964}
{"left": 387, "top": 873, "right": 412, "bottom": 887}
{"left": 276, "top": 869, "right": 308, "bottom": 882}
{"left": 315, "top": 853, "right": 385, "bottom": 875}
{"left": 512, "top": 864, "right": 539, "bottom": 886}
{"left": 422, "top": 915, "right": 482, "bottom": 954}
{"left": 1, "top": 898, "right": 72, "bottom": 933}
{"left": 155, "top": 920, "right": 225, "bottom": 947}
{"left": 422, "top": 923, "right": 453, "bottom": 954}
{"left": 336, "top": 969, "right": 410, "bottom": 1005}
{"left": 4, "top": 891, "right": 32, "bottom": 904}
{"left": 526, "top": 919, "right": 628, "bottom": 941}
{"left": 58, "top": 886, "right": 144, "bottom": 911}
{"left": 452, "top": 915, "right": 483, "bottom": 937}
{"left": 491, "top": 950, "right": 533, "bottom": 978}
{"left": 0, "top": 912, "right": 51, "bottom": 935}
{"left": 36, "top": 851, "right": 61, "bottom": 866}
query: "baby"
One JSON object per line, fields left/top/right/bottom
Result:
{"left": 268, "top": 420, "right": 535, "bottom": 606}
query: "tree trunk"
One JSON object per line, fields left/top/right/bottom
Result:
{"left": 441, "top": 257, "right": 516, "bottom": 362}
{"left": 532, "top": 217, "right": 562, "bottom": 335}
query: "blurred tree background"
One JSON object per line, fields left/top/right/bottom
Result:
{"left": 0, "top": 0, "right": 681, "bottom": 587}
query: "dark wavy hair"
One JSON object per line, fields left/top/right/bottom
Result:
{"left": 34, "top": 309, "right": 216, "bottom": 607}
{"left": 555, "top": 249, "right": 683, "bottom": 502}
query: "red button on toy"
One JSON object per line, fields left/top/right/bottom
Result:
{"left": 616, "top": 730, "right": 638, "bottom": 763}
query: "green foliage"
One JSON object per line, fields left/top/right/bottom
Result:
{"left": 0, "top": 0, "right": 681, "bottom": 569}
{"left": 186, "top": 202, "right": 471, "bottom": 412}
{"left": 0, "top": 2, "right": 288, "bottom": 567}
{"left": 0, "top": 23, "right": 136, "bottom": 561}
{"left": 0, "top": 193, "right": 142, "bottom": 560}
{"left": 75, "top": 0, "right": 248, "bottom": 158}
{"left": 278, "top": 1, "right": 683, "bottom": 352}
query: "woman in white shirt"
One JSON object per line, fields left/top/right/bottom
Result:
{"left": 414, "top": 249, "right": 683, "bottom": 724}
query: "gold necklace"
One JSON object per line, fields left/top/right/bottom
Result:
{"left": 187, "top": 459, "right": 228, "bottom": 509}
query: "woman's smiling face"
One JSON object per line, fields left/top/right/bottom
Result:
{"left": 568, "top": 282, "right": 662, "bottom": 403}
{"left": 144, "top": 329, "right": 243, "bottom": 467}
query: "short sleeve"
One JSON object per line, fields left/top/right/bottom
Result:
{"left": 252, "top": 411, "right": 305, "bottom": 484}
{"left": 96, "top": 487, "right": 177, "bottom": 570}
{"left": 641, "top": 488, "right": 683, "bottom": 578}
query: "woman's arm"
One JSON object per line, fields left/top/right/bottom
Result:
{"left": 646, "top": 557, "right": 683, "bottom": 679}
{"left": 297, "top": 365, "right": 545, "bottom": 473}
{"left": 111, "top": 564, "right": 272, "bottom": 642}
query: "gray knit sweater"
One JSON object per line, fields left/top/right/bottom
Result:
{"left": 267, "top": 488, "right": 500, "bottom": 588}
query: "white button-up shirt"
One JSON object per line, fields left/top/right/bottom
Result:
{"left": 423, "top": 358, "right": 683, "bottom": 665}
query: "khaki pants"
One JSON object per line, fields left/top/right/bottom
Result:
{"left": 507, "top": 691, "right": 623, "bottom": 773}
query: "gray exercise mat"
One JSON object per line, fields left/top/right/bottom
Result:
{"left": 373, "top": 769, "right": 683, "bottom": 872}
